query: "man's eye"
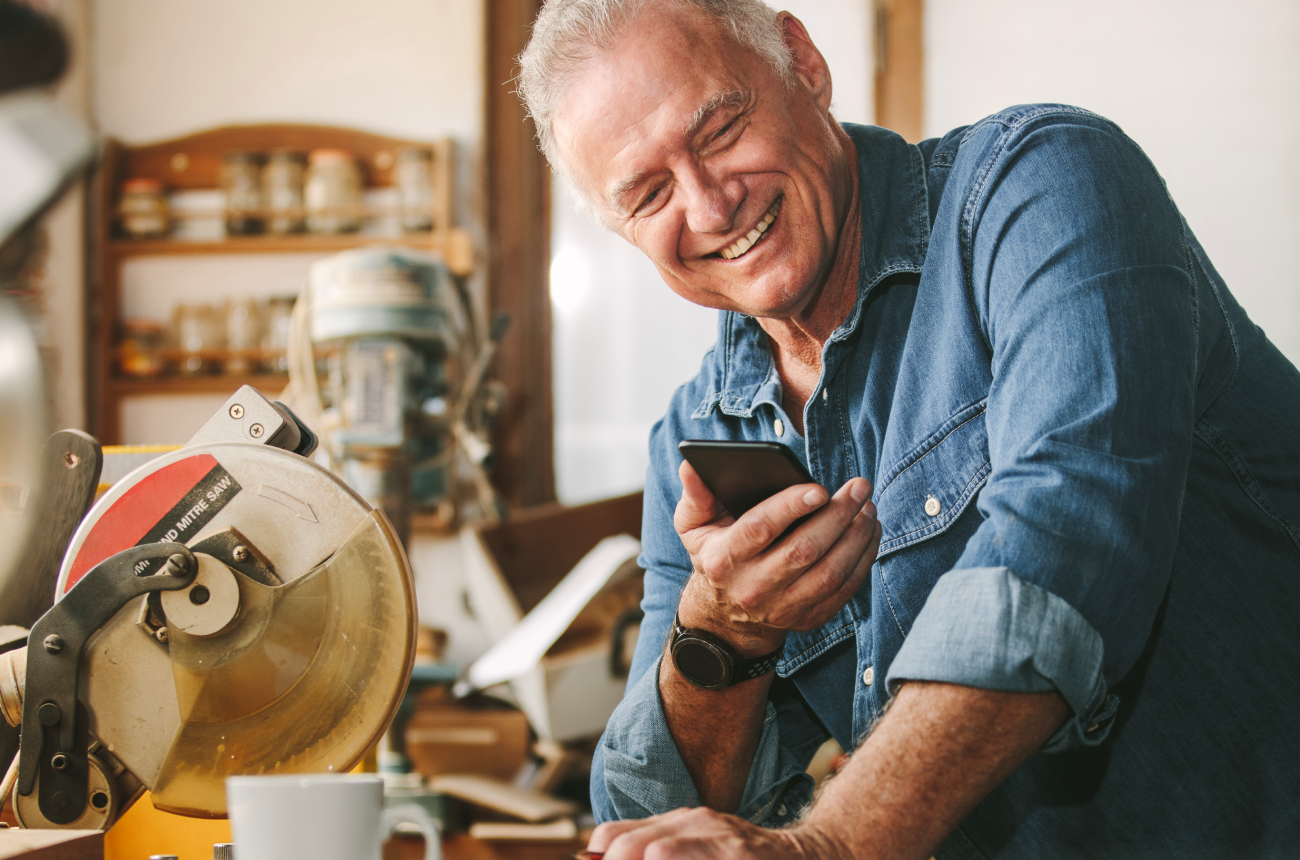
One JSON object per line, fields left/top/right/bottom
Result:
{"left": 636, "top": 187, "right": 662, "bottom": 213}
{"left": 714, "top": 120, "right": 737, "bottom": 141}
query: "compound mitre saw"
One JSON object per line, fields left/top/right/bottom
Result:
{"left": 0, "top": 386, "right": 417, "bottom": 830}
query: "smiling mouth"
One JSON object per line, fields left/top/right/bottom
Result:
{"left": 719, "top": 197, "right": 782, "bottom": 260}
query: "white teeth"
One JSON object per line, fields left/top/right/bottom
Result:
{"left": 720, "top": 198, "right": 782, "bottom": 260}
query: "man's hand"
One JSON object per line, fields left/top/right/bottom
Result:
{"left": 674, "top": 460, "right": 881, "bottom": 653}
{"left": 587, "top": 807, "right": 833, "bottom": 860}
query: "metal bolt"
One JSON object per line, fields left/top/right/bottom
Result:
{"left": 51, "top": 791, "right": 70, "bottom": 811}
{"left": 232, "top": 545, "right": 248, "bottom": 563}
{"left": 155, "top": 627, "right": 169, "bottom": 643}
{"left": 50, "top": 753, "right": 68, "bottom": 771}
{"left": 229, "top": 403, "right": 245, "bottom": 419}
{"left": 37, "top": 702, "right": 60, "bottom": 726}
{"left": 63, "top": 452, "right": 78, "bottom": 468}
{"left": 249, "top": 423, "right": 264, "bottom": 439}
{"left": 189, "top": 585, "right": 211, "bottom": 606}
{"left": 163, "top": 553, "right": 191, "bottom": 577}
{"left": 43, "top": 634, "right": 64, "bottom": 654}
{"left": 90, "top": 790, "right": 110, "bottom": 811}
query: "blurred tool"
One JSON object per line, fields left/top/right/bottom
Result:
{"left": 283, "top": 246, "right": 509, "bottom": 542}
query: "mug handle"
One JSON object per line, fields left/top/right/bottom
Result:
{"left": 381, "top": 803, "right": 442, "bottom": 860}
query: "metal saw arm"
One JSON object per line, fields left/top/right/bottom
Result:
{"left": 16, "top": 543, "right": 196, "bottom": 824}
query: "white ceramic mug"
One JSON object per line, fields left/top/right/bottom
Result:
{"left": 226, "top": 774, "right": 441, "bottom": 860}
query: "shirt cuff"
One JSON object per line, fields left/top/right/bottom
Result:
{"left": 596, "top": 653, "right": 815, "bottom": 825}
{"left": 885, "top": 566, "right": 1119, "bottom": 752}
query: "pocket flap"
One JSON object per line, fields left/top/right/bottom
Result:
{"left": 876, "top": 401, "right": 991, "bottom": 558}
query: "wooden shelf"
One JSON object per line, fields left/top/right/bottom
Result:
{"left": 106, "top": 227, "right": 474, "bottom": 274}
{"left": 108, "top": 373, "right": 290, "bottom": 397}
{"left": 90, "top": 123, "right": 475, "bottom": 444}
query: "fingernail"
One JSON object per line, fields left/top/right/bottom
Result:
{"left": 850, "top": 480, "right": 868, "bottom": 503}
{"left": 804, "top": 488, "right": 827, "bottom": 507}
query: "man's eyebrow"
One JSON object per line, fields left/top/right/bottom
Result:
{"left": 608, "top": 169, "right": 650, "bottom": 213}
{"left": 686, "top": 89, "right": 746, "bottom": 138}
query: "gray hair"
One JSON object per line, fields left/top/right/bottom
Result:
{"left": 518, "top": 0, "right": 793, "bottom": 185}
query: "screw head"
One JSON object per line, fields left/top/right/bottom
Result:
{"left": 51, "top": 791, "right": 70, "bottom": 811}
{"left": 229, "top": 403, "right": 245, "bottom": 419}
{"left": 43, "top": 634, "right": 64, "bottom": 654}
{"left": 37, "top": 702, "right": 60, "bottom": 726}
{"left": 163, "top": 553, "right": 191, "bottom": 577}
{"left": 249, "top": 423, "right": 264, "bottom": 439}
{"left": 62, "top": 452, "right": 78, "bottom": 468}
{"left": 232, "top": 545, "right": 249, "bottom": 563}
{"left": 155, "top": 626, "right": 169, "bottom": 643}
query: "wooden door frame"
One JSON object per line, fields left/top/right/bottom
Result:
{"left": 485, "top": 0, "right": 557, "bottom": 509}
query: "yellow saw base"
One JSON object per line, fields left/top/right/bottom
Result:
{"left": 105, "top": 793, "right": 229, "bottom": 860}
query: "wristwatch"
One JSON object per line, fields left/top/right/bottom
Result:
{"left": 669, "top": 612, "right": 782, "bottom": 690}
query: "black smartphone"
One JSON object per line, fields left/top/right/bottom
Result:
{"left": 678, "top": 439, "right": 817, "bottom": 518}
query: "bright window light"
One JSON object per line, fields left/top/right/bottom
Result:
{"left": 550, "top": 246, "right": 590, "bottom": 313}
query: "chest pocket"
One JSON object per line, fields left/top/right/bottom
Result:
{"left": 876, "top": 400, "right": 991, "bottom": 558}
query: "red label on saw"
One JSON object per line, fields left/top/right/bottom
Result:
{"left": 64, "top": 453, "right": 242, "bottom": 592}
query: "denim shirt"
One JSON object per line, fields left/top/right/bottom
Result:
{"left": 593, "top": 106, "right": 1300, "bottom": 857}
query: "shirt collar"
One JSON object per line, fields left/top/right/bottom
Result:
{"left": 694, "top": 123, "right": 931, "bottom": 419}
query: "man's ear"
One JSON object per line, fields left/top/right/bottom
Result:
{"left": 777, "top": 12, "right": 833, "bottom": 111}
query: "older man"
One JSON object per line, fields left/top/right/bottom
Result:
{"left": 519, "top": 1, "right": 1300, "bottom": 857}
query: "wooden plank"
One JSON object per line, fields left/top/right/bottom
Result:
{"left": 0, "top": 830, "right": 103, "bottom": 860}
{"left": 874, "top": 0, "right": 925, "bottom": 143}
{"left": 485, "top": 0, "right": 556, "bottom": 510}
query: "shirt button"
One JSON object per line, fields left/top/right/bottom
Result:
{"left": 774, "top": 418, "right": 785, "bottom": 437}
{"left": 777, "top": 804, "right": 788, "bottom": 817}
{"left": 924, "top": 495, "right": 941, "bottom": 517}
{"left": 862, "top": 666, "right": 875, "bottom": 686}
{"left": 822, "top": 388, "right": 828, "bottom": 401}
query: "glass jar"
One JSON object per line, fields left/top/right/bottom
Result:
{"left": 261, "top": 295, "right": 296, "bottom": 373}
{"left": 221, "top": 151, "right": 265, "bottom": 235}
{"left": 174, "top": 303, "right": 225, "bottom": 375}
{"left": 225, "top": 298, "right": 263, "bottom": 374}
{"left": 117, "top": 317, "right": 164, "bottom": 377}
{"left": 262, "top": 150, "right": 306, "bottom": 234}
{"left": 118, "top": 178, "right": 169, "bottom": 239}
{"left": 395, "top": 147, "right": 434, "bottom": 232}
{"left": 305, "top": 149, "right": 362, "bottom": 234}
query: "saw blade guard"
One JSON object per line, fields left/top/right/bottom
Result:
{"left": 152, "top": 509, "right": 414, "bottom": 817}
{"left": 51, "top": 441, "right": 417, "bottom": 819}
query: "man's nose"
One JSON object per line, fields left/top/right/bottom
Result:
{"left": 680, "top": 166, "right": 739, "bottom": 234}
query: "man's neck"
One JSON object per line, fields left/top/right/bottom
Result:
{"left": 758, "top": 128, "right": 862, "bottom": 431}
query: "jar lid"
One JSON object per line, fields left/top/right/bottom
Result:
{"left": 309, "top": 149, "right": 355, "bottom": 166}
{"left": 267, "top": 149, "right": 308, "bottom": 163}
{"left": 121, "top": 177, "right": 162, "bottom": 195}
{"left": 223, "top": 150, "right": 265, "bottom": 164}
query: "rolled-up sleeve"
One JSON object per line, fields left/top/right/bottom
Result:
{"left": 888, "top": 111, "right": 1196, "bottom": 749}
{"left": 596, "top": 653, "right": 816, "bottom": 824}
{"left": 887, "top": 567, "right": 1116, "bottom": 750}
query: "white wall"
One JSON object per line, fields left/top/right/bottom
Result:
{"left": 926, "top": 0, "right": 1300, "bottom": 365}
{"left": 551, "top": 1, "right": 874, "bottom": 505}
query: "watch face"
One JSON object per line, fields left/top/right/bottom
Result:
{"left": 672, "top": 637, "right": 731, "bottom": 689}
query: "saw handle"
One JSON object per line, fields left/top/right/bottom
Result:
{"left": 16, "top": 542, "right": 196, "bottom": 824}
